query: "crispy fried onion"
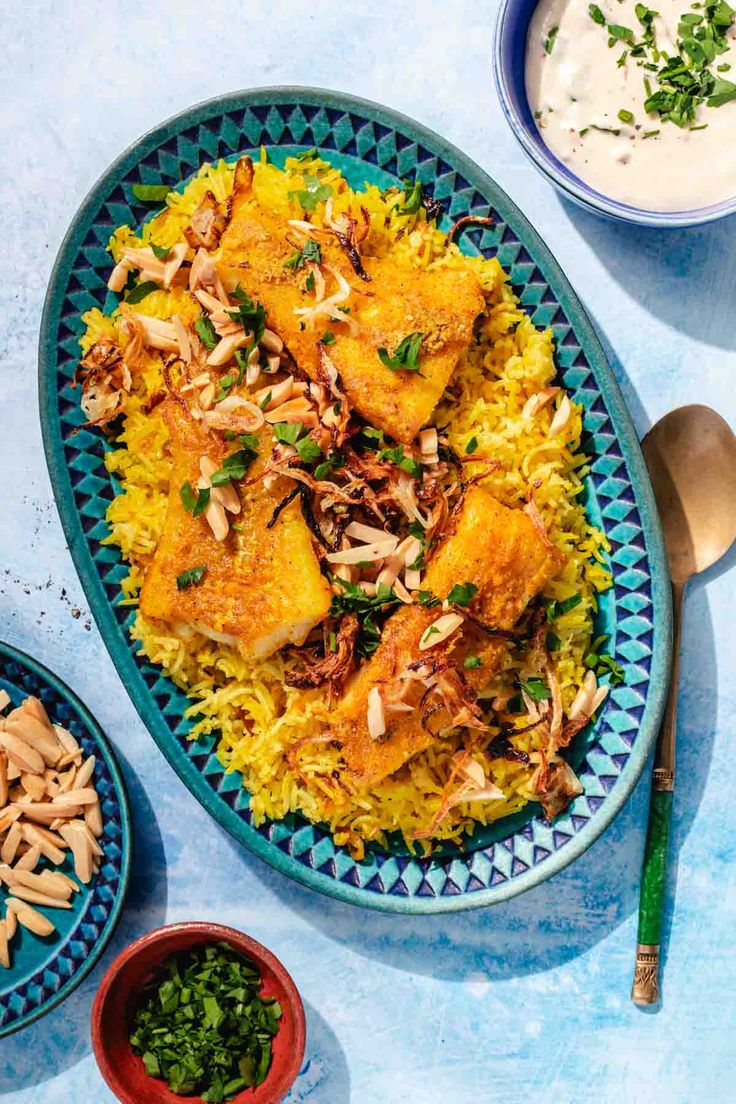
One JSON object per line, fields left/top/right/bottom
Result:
{"left": 444, "top": 215, "right": 495, "bottom": 245}
{"left": 412, "top": 747, "right": 504, "bottom": 840}
{"left": 285, "top": 614, "right": 359, "bottom": 694}
{"left": 185, "top": 190, "right": 228, "bottom": 251}
{"left": 74, "top": 339, "right": 132, "bottom": 430}
{"left": 530, "top": 752, "right": 583, "bottom": 820}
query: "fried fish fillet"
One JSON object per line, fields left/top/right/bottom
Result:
{"left": 332, "top": 487, "right": 563, "bottom": 785}
{"left": 218, "top": 164, "right": 484, "bottom": 443}
{"left": 139, "top": 400, "right": 331, "bottom": 660}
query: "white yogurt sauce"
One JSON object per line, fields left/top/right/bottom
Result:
{"left": 525, "top": 0, "right": 736, "bottom": 210}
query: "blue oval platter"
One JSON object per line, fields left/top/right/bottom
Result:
{"left": 0, "top": 641, "right": 130, "bottom": 1036}
{"left": 38, "top": 87, "right": 671, "bottom": 913}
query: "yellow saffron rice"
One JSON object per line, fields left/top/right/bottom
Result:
{"left": 80, "top": 152, "right": 612, "bottom": 856}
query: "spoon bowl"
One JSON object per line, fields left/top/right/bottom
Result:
{"left": 642, "top": 405, "right": 736, "bottom": 585}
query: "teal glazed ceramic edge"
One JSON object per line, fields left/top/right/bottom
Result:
{"left": 0, "top": 640, "right": 131, "bottom": 1035}
{"left": 39, "top": 86, "right": 672, "bottom": 913}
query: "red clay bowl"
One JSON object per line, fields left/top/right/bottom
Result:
{"left": 91, "top": 922, "right": 306, "bottom": 1104}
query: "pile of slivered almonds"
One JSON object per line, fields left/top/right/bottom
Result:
{"left": 0, "top": 689, "right": 104, "bottom": 969}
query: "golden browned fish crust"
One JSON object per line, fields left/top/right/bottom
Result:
{"left": 332, "top": 487, "right": 564, "bottom": 785}
{"left": 139, "top": 401, "right": 331, "bottom": 660}
{"left": 218, "top": 168, "right": 484, "bottom": 443}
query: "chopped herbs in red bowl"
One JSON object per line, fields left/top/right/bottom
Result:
{"left": 91, "top": 923, "right": 305, "bottom": 1104}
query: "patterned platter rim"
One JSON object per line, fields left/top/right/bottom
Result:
{"left": 38, "top": 86, "right": 672, "bottom": 913}
{"left": 0, "top": 640, "right": 131, "bottom": 1036}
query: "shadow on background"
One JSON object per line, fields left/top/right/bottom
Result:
{"left": 286, "top": 1001, "right": 351, "bottom": 1103}
{"left": 1, "top": 748, "right": 167, "bottom": 1093}
{"left": 559, "top": 197, "right": 736, "bottom": 352}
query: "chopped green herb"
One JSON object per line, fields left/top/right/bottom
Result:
{"left": 295, "top": 435, "right": 323, "bottom": 464}
{"left": 305, "top": 270, "right": 315, "bottom": 292}
{"left": 195, "top": 315, "right": 218, "bottom": 351}
{"left": 465, "top": 436, "right": 479, "bottom": 455}
{"left": 129, "top": 942, "right": 281, "bottom": 1100}
{"left": 329, "top": 577, "right": 401, "bottom": 656}
{"left": 284, "top": 237, "right": 322, "bottom": 271}
{"left": 313, "top": 451, "right": 343, "bottom": 480}
{"left": 211, "top": 447, "right": 257, "bottom": 486}
{"left": 124, "top": 280, "right": 159, "bottom": 305}
{"left": 519, "top": 676, "right": 552, "bottom": 702}
{"left": 589, "top": 3, "right": 606, "bottom": 23}
{"left": 545, "top": 593, "right": 582, "bottom": 621}
{"left": 607, "top": 22, "right": 635, "bottom": 45}
{"left": 707, "top": 75, "right": 736, "bottom": 105}
{"left": 288, "top": 174, "right": 333, "bottom": 211}
{"left": 579, "top": 126, "right": 591, "bottom": 136}
{"left": 149, "top": 242, "right": 171, "bottom": 260}
{"left": 180, "top": 481, "right": 210, "bottom": 517}
{"left": 216, "top": 373, "right": 235, "bottom": 403}
{"left": 617, "top": 49, "right": 629, "bottom": 65}
{"left": 417, "top": 589, "right": 441, "bottom": 608}
{"left": 546, "top": 631, "right": 562, "bottom": 652}
{"left": 447, "top": 581, "right": 478, "bottom": 607}
{"left": 379, "top": 444, "right": 422, "bottom": 479}
{"left": 642, "top": 127, "right": 661, "bottom": 136}
{"left": 320, "top": 330, "right": 336, "bottom": 345}
{"left": 227, "top": 287, "right": 267, "bottom": 345}
{"left": 176, "top": 565, "right": 207, "bottom": 590}
{"left": 618, "top": 107, "right": 635, "bottom": 122}
{"left": 377, "top": 332, "right": 423, "bottom": 372}
{"left": 464, "top": 656, "right": 483, "bottom": 669}
{"left": 544, "top": 24, "right": 560, "bottom": 52}
{"left": 717, "top": 61, "right": 732, "bottom": 70}
{"left": 295, "top": 147, "right": 319, "bottom": 161}
{"left": 131, "top": 183, "right": 170, "bottom": 202}
{"left": 259, "top": 390, "right": 272, "bottom": 411}
{"left": 272, "top": 422, "right": 303, "bottom": 446}
{"left": 329, "top": 630, "right": 337, "bottom": 653}
{"left": 395, "top": 177, "right": 423, "bottom": 216}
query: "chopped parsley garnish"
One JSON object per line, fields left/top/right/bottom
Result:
{"left": 417, "top": 589, "right": 441, "bottom": 608}
{"left": 320, "top": 330, "right": 336, "bottom": 345}
{"left": 378, "top": 444, "right": 422, "bottom": 479}
{"left": 131, "top": 183, "right": 170, "bottom": 203}
{"left": 447, "top": 581, "right": 478, "bottom": 607}
{"left": 519, "top": 676, "right": 552, "bottom": 702}
{"left": 149, "top": 242, "right": 171, "bottom": 260}
{"left": 180, "top": 481, "right": 210, "bottom": 517}
{"left": 584, "top": 635, "right": 625, "bottom": 684}
{"left": 272, "top": 421, "right": 302, "bottom": 446}
{"left": 396, "top": 177, "right": 423, "bottom": 215}
{"left": 283, "top": 237, "right": 322, "bottom": 271}
{"left": 546, "top": 631, "right": 562, "bottom": 652}
{"left": 465, "top": 436, "right": 479, "bottom": 455}
{"left": 407, "top": 519, "right": 426, "bottom": 540}
{"left": 545, "top": 593, "right": 582, "bottom": 621}
{"left": 329, "top": 578, "right": 401, "bottom": 656}
{"left": 258, "top": 390, "right": 272, "bottom": 411}
{"left": 216, "top": 373, "right": 235, "bottom": 402}
{"left": 464, "top": 656, "right": 483, "bottom": 669}
{"left": 272, "top": 422, "right": 322, "bottom": 464}
{"left": 129, "top": 941, "right": 281, "bottom": 1100}
{"left": 544, "top": 24, "right": 560, "bottom": 52}
{"left": 295, "top": 146, "right": 319, "bottom": 161}
{"left": 295, "top": 436, "right": 322, "bottom": 464}
{"left": 124, "top": 280, "right": 159, "bottom": 304}
{"left": 195, "top": 315, "right": 219, "bottom": 351}
{"left": 211, "top": 447, "right": 257, "bottom": 486}
{"left": 313, "top": 451, "right": 343, "bottom": 480}
{"left": 377, "top": 332, "right": 424, "bottom": 372}
{"left": 305, "top": 271, "right": 315, "bottom": 292}
{"left": 176, "top": 565, "right": 207, "bottom": 590}
{"left": 227, "top": 287, "right": 266, "bottom": 345}
{"left": 618, "top": 107, "right": 635, "bottom": 122}
{"left": 288, "top": 174, "right": 333, "bottom": 211}
{"left": 589, "top": 3, "right": 606, "bottom": 24}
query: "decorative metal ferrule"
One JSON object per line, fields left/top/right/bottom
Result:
{"left": 652, "top": 767, "right": 675, "bottom": 792}
{"left": 631, "top": 943, "right": 660, "bottom": 1005}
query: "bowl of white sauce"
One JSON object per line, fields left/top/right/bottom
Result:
{"left": 493, "top": 0, "right": 736, "bottom": 225}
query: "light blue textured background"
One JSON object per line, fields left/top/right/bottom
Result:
{"left": 1, "top": 1, "right": 734, "bottom": 1101}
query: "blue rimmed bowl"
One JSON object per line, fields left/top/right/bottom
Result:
{"left": 493, "top": 0, "right": 736, "bottom": 227}
{"left": 39, "top": 87, "right": 671, "bottom": 912}
{"left": 0, "top": 641, "right": 131, "bottom": 1036}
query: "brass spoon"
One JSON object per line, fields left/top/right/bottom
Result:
{"left": 632, "top": 404, "right": 736, "bottom": 1005}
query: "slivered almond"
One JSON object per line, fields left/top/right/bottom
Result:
{"left": 0, "top": 807, "right": 21, "bottom": 833}
{"left": 0, "top": 921, "right": 8, "bottom": 968}
{"left": 206, "top": 331, "right": 248, "bottom": 367}
{"left": 254, "top": 377, "right": 293, "bottom": 410}
{"left": 0, "top": 733, "right": 45, "bottom": 775}
{"left": 11, "top": 885, "right": 72, "bottom": 910}
{"left": 20, "top": 696, "right": 54, "bottom": 730}
{"left": 44, "top": 870, "right": 80, "bottom": 895}
{"left": 85, "top": 800, "right": 103, "bottom": 838}
{"left": 21, "top": 774, "right": 47, "bottom": 802}
{"left": 0, "top": 690, "right": 10, "bottom": 712}
{"left": 73, "top": 820, "right": 104, "bottom": 859}
{"left": 345, "top": 521, "right": 396, "bottom": 544}
{"left": 132, "top": 313, "right": 178, "bottom": 352}
{"left": 521, "top": 386, "right": 560, "bottom": 420}
{"left": 1, "top": 821, "right": 22, "bottom": 865}
{"left": 204, "top": 498, "right": 229, "bottom": 541}
{"left": 210, "top": 483, "right": 241, "bottom": 515}
{"left": 59, "top": 824, "right": 92, "bottom": 884}
{"left": 53, "top": 726, "right": 81, "bottom": 759}
{"left": 326, "top": 539, "right": 397, "bottom": 566}
{"left": 52, "top": 787, "right": 97, "bottom": 806}
{"left": 419, "top": 612, "right": 465, "bottom": 651}
{"left": 6, "top": 899, "right": 55, "bottom": 937}
{"left": 57, "top": 768, "right": 77, "bottom": 793}
{"left": 260, "top": 329, "right": 283, "bottom": 354}
{"left": 5, "top": 910, "right": 17, "bottom": 940}
{"left": 548, "top": 394, "right": 572, "bottom": 437}
{"left": 75, "top": 756, "right": 96, "bottom": 789}
{"left": 21, "top": 824, "right": 66, "bottom": 865}
{"left": 367, "top": 687, "right": 386, "bottom": 741}
{"left": 0, "top": 865, "right": 15, "bottom": 887}
{"left": 163, "top": 242, "right": 188, "bottom": 289}
{"left": 16, "top": 801, "right": 82, "bottom": 821}
{"left": 172, "top": 315, "right": 192, "bottom": 362}
{"left": 0, "top": 751, "right": 7, "bottom": 808}
{"left": 13, "top": 869, "right": 72, "bottom": 900}
{"left": 14, "top": 843, "right": 41, "bottom": 872}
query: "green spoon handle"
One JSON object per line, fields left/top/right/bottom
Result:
{"left": 631, "top": 580, "right": 684, "bottom": 1006}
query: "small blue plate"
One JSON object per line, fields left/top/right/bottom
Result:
{"left": 493, "top": 0, "right": 736, "bottom": 227}
{"left": 0, "top": 641, "right": 131, "bottom": 1037}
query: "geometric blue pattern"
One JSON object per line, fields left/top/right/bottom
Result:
{"left": 0, "top": 642, "right": 130, "bottom": 1035}
{"left": 38, "top": 89, "right": 670, "bottom": 911}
